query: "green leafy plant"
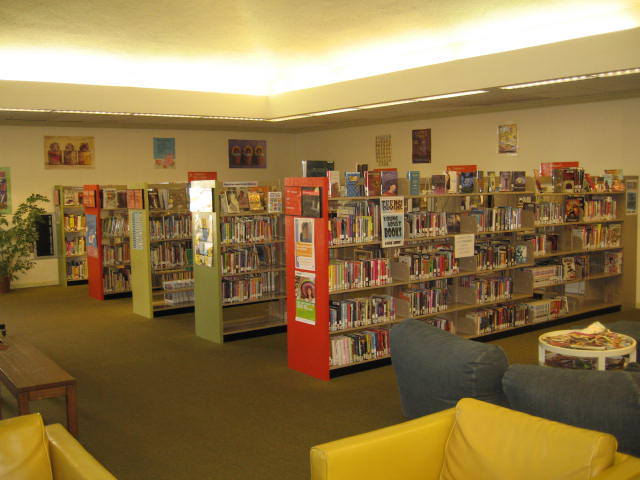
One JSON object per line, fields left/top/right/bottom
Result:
{"left": 0, "top": 194, "right": 49, "bottom": 282}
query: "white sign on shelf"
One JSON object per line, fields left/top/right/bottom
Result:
{"left": 131, "top": 211, "right": 144, "bottom": 250}
{"left": 380, "top": 196, "right": 405, "bottom": 248}
{"left": 454, "top": 233, "right": 475, "bottom": 258}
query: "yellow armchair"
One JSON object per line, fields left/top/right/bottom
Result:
{"left": 0, "top": 413, "right": 116, "bottom": 480}
{"left": 311, "top": 398, "right": 640, "bottom": 480}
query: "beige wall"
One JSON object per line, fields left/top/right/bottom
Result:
{"left": 0, "top": 125, "right": 295, "bottom": 287}
{"left": 294, "top": 96, "right": 640, "bottom": 305}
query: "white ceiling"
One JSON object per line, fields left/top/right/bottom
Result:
{"left": 1, "top": 0, "right": 639, "bottom": 94}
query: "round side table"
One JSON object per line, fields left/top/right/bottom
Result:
{"left": 538, "top": 329, "right": 637, "bottom": 371}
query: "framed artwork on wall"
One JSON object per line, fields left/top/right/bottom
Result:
{"left": 44, "top": 136, "right": 95, "bottom": 168}
{"left": 412, "top": 129, "right": 431, "bottom": 163}
{"left": 498, "top": 124, "right": 518, "bottom": 154}
{"left": 0, "top": 167, "right": 10, "bottom": 213}
{"left": 229, "top": 139, "right": 266, "bottom": 168}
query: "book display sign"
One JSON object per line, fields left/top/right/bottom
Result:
{"left": 295, "top": 271, "right": 316, "bottom": 325}
{"left": 45, "top": 136, "right": 94, "bottom": 168}
{"left": 0, "top": 167, "right": 10, "bottom": 214}
{"left": 285, "top": 186, "right": 302, "bottom": 216}
{"left": 131, "top": 211, "right": 144, "bottom": 250}
{"left": 454, "top": 233, "right": 475, "bottom": 258}
{"left": 294, "top": 217, "right": 315, "bottom": 270}
{"left": 380, "top": 196, "right": 404, "bottom": 248}
{"left": 193, "top": 213, "right": 214, "bottom": 267}
{"left": 86, "top": 214, "right": 98, "bottom": 258}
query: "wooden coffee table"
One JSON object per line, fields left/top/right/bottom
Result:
{"left": 0, "top": 336, "right": 78, "bottom": 437}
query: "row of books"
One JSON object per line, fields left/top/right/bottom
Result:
{"left": 534, "top": 202, "right": 564, "bottom": 224}
{"left": 572, "top": 223, "right": 621, "bottom": 249}
{"left": 101, "top": 188, "right": 128, "bottom": 209}
{"left": 149, "top": 214, "right": 192, "bottom": 241}
{"left": 150, "top": 243, "right": 192, "bottom": 270}
{"left": 529, "top": 233, "right": 560, "bottom": 256}
{"left": 406, "top": 211, "right": 450, "bottom": 238}
{"left": 427, "top": 317, "right": 456, "bottom": 334}
{"left": 219, "top": 216, "right": 280, "bottom": 245}
{"left": 64, "top": 214, "right": 85, "bottom": 232}
{"left": 583, "top": 197, "right": 617, "bottom": 221}
{"left": 328, "top": 258, "right": 392, "bottom": 291}
{"left": 62, "top": 189, "right": 84, "bottom": 206}
{"left": 103, "top": 243, "right": 130, "bottom": 266}
{"left": 468, "top": 207, "right": 523, "bottom": 232}
{"left": 523, "top": 265, "right": 563, "bottom": 287}
{"left": 221, "top": 272, "right": 280, "bottom": 304}
{"left": 472, "top": 242, "right": 528, "bottom": 270}
{"left": 540, "top": 167, "right": 624, "bottom": 193}
{"left": 523, "top": 296, "right": 570, "bottom": 323}
{"left": 219, "top": 188, "right": 283, "bottom": 213}
{"left": 396, "top": 248, "right": 458, "bottom": 279}
{"left": 103, "top": 269, "right": 131, "bottom": 294}
{"left": 446, "top": 170, "right": 527, "bottom": 194}
{"left": 461, "top": 303, "right": 528, "bottom": 335}
{"left": 329, "top": 214, "right": 378, "bottom": 245}
{"left": 66, "top": 259, "right": 87, "bottom": 280}
{"left": 337, "top": 169, "right": 400, "bottom": 197}
{"left": 221, "top": 245, "right": 280, "bottom": 274}
{"left": 330, "top": 328, "right": 391, "bottom": 367}
{"left": 65, "top": 237, "right": 86, "bottom": 256}
{"left": 329, "top": 295, "right": 396, "bottom": 332}
{"left": 399, "top": 280, "right": 449, "bottom": 317}
{"left": 102, "top": 215, "right": 129, "bottom": 237}
{"left": 148, "top": 187, "right": 188, "bottom": 211}
{"left": 456, "top": 276, "right": 513, "bottom": 303}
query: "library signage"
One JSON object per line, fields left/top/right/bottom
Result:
{"left": 380, "top": 196, "right": 404, "bottom": 248}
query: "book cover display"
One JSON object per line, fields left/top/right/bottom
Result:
{"left": 365, "top": 171, "right": 382, "bottom": 196}
{"left": 407, "top": 171, "right": 420, "bottom": 195}
{"left": 345, "top": 172, "right": 361, "bottom": 197}
{"left": 379, "top": 169, "right": 398, "bottom": 196}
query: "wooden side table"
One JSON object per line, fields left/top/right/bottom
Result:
{"left": 538, "top": 329, "right": 637, "bottom": 371}
{"left": 0, "top": 336, "right": 78, "bottom": 437}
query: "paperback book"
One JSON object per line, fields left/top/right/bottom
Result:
{"left": 512, "top": 171, "right": 527, "bottom": 191}
{"left": 365, "top": 171, "right": 382, "bottom": 196}
{"left": 460, "top": 172, "right": 475, "bottom": 193}
{"left": 267, "top": 191, "right": 282, "bottom": 213}
{"left": 345, "top": 172, "right": 361, "bottom": 197}
{"left": 379, "top": 169, "right": 398, "bottom": 196}
{"left": 301, "top": 187, "right": 322, "bottom": 218}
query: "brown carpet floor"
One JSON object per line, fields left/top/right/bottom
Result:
{"left": 1, "top": 285, "right": 638, "bottom": 480}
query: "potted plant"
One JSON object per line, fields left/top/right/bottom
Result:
{"left": 0, "top": 194, "right": 49, "bottom": 292}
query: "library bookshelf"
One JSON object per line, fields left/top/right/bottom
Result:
{"left": 193, "top": 180, "right": 286, "bottom": 343}
{"left": 129, "top": 183, "right": 194, "bottom": 318}
{"left": 84, "top": 185, "right": 132, "bottom": 300}
{"left": 54, "top": 185, "right": 88, "bottom": 286}
{"left": 285, "top": 174, "right": 635, "bottom": 380}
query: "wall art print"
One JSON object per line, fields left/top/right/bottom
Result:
{"left": 228, "top": 139, "right": 266, "bottom": 168}
{"left": 45, "top": 136, "right": 94, "bottom": 168}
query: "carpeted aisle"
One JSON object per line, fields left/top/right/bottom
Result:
{"left": 0, "top": 285, "right": 637, "bottom": 479}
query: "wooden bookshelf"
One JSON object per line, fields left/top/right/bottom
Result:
{"left": 129, "top": 182, "right": 194, "bottom": 318}
{"left": 54, "top": 185, "right": 88, "bottom": 286}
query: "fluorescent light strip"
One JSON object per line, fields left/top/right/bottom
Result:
{"left": 0, "top": 107, "right": 266, "bottom": 121}
{"left": 500, "top": 68, "right": 640, "bottom": 90}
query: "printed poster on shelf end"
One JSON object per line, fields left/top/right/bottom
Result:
{"left": 380, "top": 196, "right": 404, "bottom": 248}
{"left": 295, "top": 271, "right": 316, "bottom": 325}
{"left": 294, "top": 217, "right": 315, "bottom": 270}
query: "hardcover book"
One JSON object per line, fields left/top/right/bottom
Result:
{"left": 236, "top": 189, "right": 250, "bottom": 210}
{"left": 407, "top": 171, "right": 420, "bottom": 195}
{"left": 564, "top": 197, "right": 582, "bottom": 222}
{"left": 460, "top": 172, "right": 475, "bottom": 193}
{"left": 302, "top": 160, "right": 335, "bottom": 177}
{"left": 327, "top": 170, "right": 341, "bottom": 197}
{"left": 225, "top": 190, "right": 240, "bottom": 213}
{"left": 431, "top": 175, "right": 447, "bottom": 195}
{"left": 301, "top": 187, "right": 322, "bottom": 218}
{"left": 248, "top": 191, "right": 264, "bottom": 211}
{"left": 102, "top": 188, "right": 118, "bottom": 209}
{"left": 365, "top": 171, "right": 382, "bottom": 196}
{"left": 499, "top": 171, "right": 512, "bottom": 191}
{"left": 379, "top": 169, "right": 398, "bottom": 196}
{"left": 486, "top": 171, "right": 497, "bottom": 192}
{"left": 562, "top": 256, "right": 577, "bottom": 280}
{"left": 267, "top": 191, "right": 282, "bottom": 213}
{"left": 345, "top": 172, "right": 360, "bottom": 197}
{"left": 512, "top": 171, "right": 527, "bottom": 191}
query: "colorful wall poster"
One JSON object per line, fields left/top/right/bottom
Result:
{"left": 294, "top": 217, "right": 315, "bottom": 270}
{"left": 380, "top": 196, "right": 405, "bottom": 248}
{"left": 0, "top": 167, "right": 10, "bottom": 214}
{"left": 153, "top": 137, "right": 176, "bottom": 169}
{"left": 44, "top": 136, "right": 95, "bottom": 168}
{"left": 295, "top": 271, "right": 316, "bottom": 325}
{"left": 86, "top": 214, "right": 98, "bottom": 258}
{"left": 375, "top": 134, "right": 392, "bottom": 166}
{"left": 228, "top": 139, "right": 266, "bottom": 168}
{"left": 498, "top": 124, "right": 518, "bottom": 154}
{"left": 412, "top": 129, "right": 431, "bottom": 163}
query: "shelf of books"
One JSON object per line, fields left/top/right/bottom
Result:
{"left": 285, "top": 164, "right": 637, "bottom": 379}
{"left": 129, "top": 183, "right": 194, "bottom": 318}
{"left": 54, "top": 185, "right": 88, "bottom": 286}
{"left": 193, "top": 180, "right": 286, "bottom": 342}
{"left": 84, "top": 185, "right": 132, "bottom": 300}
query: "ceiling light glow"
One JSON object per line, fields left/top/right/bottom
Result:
{"left": 500, "top": 67, "right": 640, "bottom": 89}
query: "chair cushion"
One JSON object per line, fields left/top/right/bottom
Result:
{"left": 0, "top": 413, "right": 53, "bottom": 480}
{"left": 503, "top": 364, "right": 640, "bottom": 457}
{"left": 440, "top": 398, "right": 617, "bottom": 480}
{"left": 391, "top": 319, "right": 508, "bottom": 418}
